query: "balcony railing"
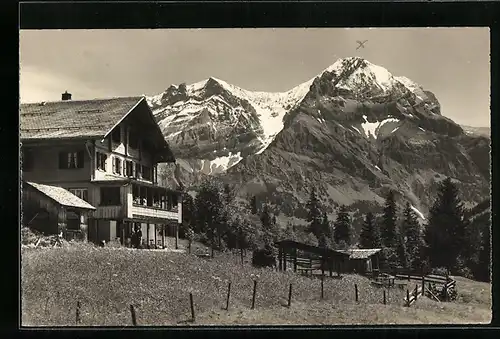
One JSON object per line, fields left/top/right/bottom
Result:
{"left": 129, "top": 203, "right": 178, "bottom": 220}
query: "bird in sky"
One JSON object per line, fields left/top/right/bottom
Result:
{"left": 356, "top": 40, "right": 368, "bottom": 50}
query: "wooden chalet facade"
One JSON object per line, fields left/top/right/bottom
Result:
{"left": 20, "top": 92, "right": 182, "bottom": 247}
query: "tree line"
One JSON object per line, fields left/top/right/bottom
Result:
{"left": 179, "top": 177, "right": 490, "bottom": 282}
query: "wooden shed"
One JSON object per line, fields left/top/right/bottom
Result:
{"left": 341, "top": 248, "right": 382, "bottom": 275}
{"left": 275, "top": 240, "right": 351, "bottom": 276}
{"left": 22, "top": 181, "right": 96, "bottom": 242}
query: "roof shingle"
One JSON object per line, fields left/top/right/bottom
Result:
{"left": 25, "top": 182, "right": 96, "bottom": 210}
{"left": 20, "top": 97, "right": 143, "bottom": 140}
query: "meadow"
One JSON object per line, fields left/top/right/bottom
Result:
{"left": 21, "top": 240, "right": 491, "bottom": 326}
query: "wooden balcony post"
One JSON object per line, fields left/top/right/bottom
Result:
{"left": 175, "top": 223, "right": 179, "bottom": 249}
{"left": 121, "top": 221, "right": 125, "bottom": 246}
{"left": 162, "top": 224, "right": 165, "bottom": 249}
{"left": 154, "top": 224, "right": 157, "bottom": 248}
{"left": 147, "top": 222, "right": 150, "bottom": 249}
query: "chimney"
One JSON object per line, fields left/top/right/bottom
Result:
{"left": 62, "top": 91, "right": 72, "bottom": 101}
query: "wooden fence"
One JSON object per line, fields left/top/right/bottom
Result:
{"left": 400, "top": 274, "right": 456, "bottom": 306}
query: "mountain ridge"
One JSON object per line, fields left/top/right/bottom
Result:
{"left": 149, "top": 57, "right": 490, "bottom": 229}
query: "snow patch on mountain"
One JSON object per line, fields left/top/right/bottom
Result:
{"left": 209, "top": 151, "right": 243, "bottom": 174}
{"left": 360, "top": 115, "right": 400, "bottom": 139}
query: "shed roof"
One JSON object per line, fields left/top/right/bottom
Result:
{"left": 20, "top": 97, "right": 144, "bottom": 140}
{"left": 24, "top": 182, "right": 96, "bottom": 210}
{"left": 341, "top": 248, "right": 382, "bottom": 259}
{"left": 275, "top": 240, "right": 351, "bottom": 258}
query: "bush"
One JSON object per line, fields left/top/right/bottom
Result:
{"left": 252, "top": 247, "right": 276, "bottom": 268}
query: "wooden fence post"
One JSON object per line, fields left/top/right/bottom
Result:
{"left": 225, "top": 282, "right": 231, "bottom": 311}
{"left": 321, "top": 274, "right": 324, "bottom": 300}
{"left": 422, "top": 276, "right": 425, "bottom": 297}
{"left": 415, "top": 284, "right": 418, "bottom": 301}
{"left": 355, "top": 284, "right": 359, "bottom": 302}
{"left": 288, "top": 283, "right": 293, "bottom": 307}
{"left": 406, "top": 289, "right": 410, "bottom": 307}
{"left": 383, "top": 290, "right": 386, "bottom": 305}
{"left": 251, "top": 280, "right": 257, "bottom": 309}
{"left": 190, "top": 293, "right": 196, "bottom": 322}
{"left": 130, "top": 305, "right": 137, "bottom": 326}
{"left": 293, "top": 249, "right": 297, "bottom": 272}
{"left": 75, "top": 301, "right": 81, "bottom": 324}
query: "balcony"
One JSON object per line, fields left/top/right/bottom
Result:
{"left": 126, "top": 183, "right": 180, "bottom": 222}
{"left": 129, "top": 203, "right": 178, "bottom": 221}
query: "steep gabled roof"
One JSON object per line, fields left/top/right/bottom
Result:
{"left": 24, "top": 182, "right": 96, "bottom": 210}
{"left": 20, "top": 96, "right": 144, "bottom": 140}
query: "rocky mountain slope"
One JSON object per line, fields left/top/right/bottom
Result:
{"left": 148, "top": 57, "right": 490, "bottom": 227}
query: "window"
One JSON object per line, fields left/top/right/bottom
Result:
{"left": 22, "top": 148, "right": 34, "bottom": 171}
{"left": 172, "top": 193, "right": 178, "bottom": 207}
{"left": 132, "top": 184, "right": 141, "bottom": 204}
{"left": 129, "top": 129, "right": 139, "bottom": 149}
{"left": 100, "top": 187, "right": 121, "bottom": 206}
{"left": 135, "top": 163, "right": 142, "bottom": 179}
{"left": 125, "top": 160, "right": 135, "bottom": 177}
{"left": 69, "top": 188, "right": 89, "bottom": 202}
{"left": 96, "top": 152, "right": 107, "bottom": 171}
{"left": 59, "top": 151, "right": 84, "bottom": 169}
{"left": 112, "top": 157, "right": 122, "bottom": 175}
{"left": 111, "top": 126, "right": 121, "bottom": 143}
{"left": 142, "top": 165, "right": 151, "bottom": 181}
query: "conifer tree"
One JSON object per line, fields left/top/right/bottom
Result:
{"left": 306, "top": 187, "right": 323, "bottom": 239}
{"left": 194, "top": 179, "right": 224, "bottom": 257}
{"left": 401, "top": 202, "right": 424, "bottom": 271}
{"left": 359, "top": 212, "right": 382, "bottom": 249}
{"left": 317, "top": 212, "right": 332, "bottom": 248}
{"left": 260, "top": 204, "right": 275, "bottom": 246}
{"left": 395, "top": 230, "right": 408, "bottom": 269}
{"left": 181, "top": 191, "right": 195, "bottom": 232}
{"left": 250, "top": 196, "right": 258, "bottom": 215}
{"left": 381, "top": 190, "right": 398, "bottom": 248}
{"left": 424, "top": 177, "right": 467, "bottom": 271}
{"left": 334, "top": 205, "right": 351, "bottom": 245}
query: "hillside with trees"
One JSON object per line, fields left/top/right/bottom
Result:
{"left": 180, "top": 176, "right": 490, "bottom": 282}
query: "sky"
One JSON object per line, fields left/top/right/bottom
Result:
{"left": 20, "top": 28, "right": 490, "bottom": 127}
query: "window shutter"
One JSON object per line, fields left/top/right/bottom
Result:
{"left": 58, "top": 152, "right": 66, "bottom": 169}
{"left": 77, "top": 151, "right": 84, "bottom": 169}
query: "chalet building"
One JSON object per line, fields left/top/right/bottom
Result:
{"left": 20, "top": 91, "right": 182, "bottom": 247}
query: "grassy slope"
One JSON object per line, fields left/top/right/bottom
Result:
{"left": 21, "top": 241, "right": 491, "bottom": 326}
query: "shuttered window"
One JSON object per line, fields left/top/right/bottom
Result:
{"left": 125, "top": 160, "right": 135, "bottom": 177}
{"left": 96, "top": 152, "right": 107, "bottom": 171}
{"left": 135, "top": 163, "right": 142, "bottom": 178}
{"left": 112, "top": 157, "right": 122, "bottom": 175}
{"left": 58, "top": 150, "right": 84, "bottom": 169}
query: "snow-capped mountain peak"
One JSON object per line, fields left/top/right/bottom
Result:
{"left": 146, "top": 56, "right": 449, "bottom": 175}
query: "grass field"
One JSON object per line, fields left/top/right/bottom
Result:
{"left": 21, "top": 240, "right": 492, "bottom": 326}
